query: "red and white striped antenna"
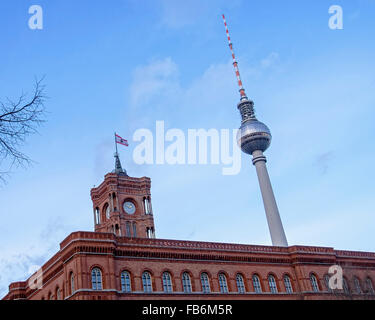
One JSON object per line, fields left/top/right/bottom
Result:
{"left": 222, "top": 14, "right": 248, "bottom": 100}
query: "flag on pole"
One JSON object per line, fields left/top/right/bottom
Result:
{"left": 115, "top": 133, "right": 129, "bottom": 146}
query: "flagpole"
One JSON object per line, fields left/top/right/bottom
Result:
{"left": 114, "top": 132, "right": 118, "bottom": 155}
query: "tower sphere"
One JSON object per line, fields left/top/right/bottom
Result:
{"left": 237, "top": 119, "right": 272, "bottom": 155}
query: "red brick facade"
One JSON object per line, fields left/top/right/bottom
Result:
{"left": 3, "top": 173, "right": 375, "bottom": 300}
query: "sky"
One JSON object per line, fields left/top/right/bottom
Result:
{"left": 0, "top": 0, "right": 375, "bottom": 297}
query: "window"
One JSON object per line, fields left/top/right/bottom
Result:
{"left": 126, "top": 222, "right": 131, "bottom": 237}
{"left": 56, "top": 287, "right": 61, "bottom": 300}
{"left": 324, "top": 274, "right": 331, "bottom": 292}
{"left": 201, "top": 273, "right": 210, "bottom": 293}
{"left": 144, "top": 197, "right": 151, "bottom": 214}
{"left": 70, "top": 272, "right": 75, "bottom": 294}
{"left": 48, "top": 292, "right": 53, "bottom": 300}
{"left": 142, "top": 272, "right": 152, "bottom": 293}
{"left": 252, "top": 275, "right": 262, "bottom": 293}
{"left": 310, "top": 274, "right": 319, "bottom": 292}
{"left": 268, "top": 275, "right": 278, "bottom": 293}
{"left": 343, "top": 278, "right": 350, "bottom": 294}
{"left": 182, "top": 272, "right": 192, "bottom": 293}
{"left": 218, "top": 273, "right": 228, "bottom": 293}
{"left": 95, "top": 207, "right": 100, "bottom": 224}
{"left": 283, "top": 275, "right": 293, "bottom": 293}
{"left": 105, "top": 204, "right": 110, "bottom": 219}
{"left": 132, "top": 223, "right": 137, "bottom": 238}
{"left": 112, "top": 193, "right": 117, "bottom": 212}
{"left": 236, "top": 274, "right": 245, "bottom": 294}
{"left": 144, "top": 198, "right": 149, "bottom": 214}
{"left": 162, "top": 272, "right": 173, "bottom": 293}
{"left": 115, "top": 224, "right": 120, "bottom": 236}
{"left": 146, "top": 227, "right": 155, "bottom": 238}
{"left": 121, "top": 271, "right": 132, "bottom": 293}
{"left": 366, "top": 278, "right": 374, "bottom": 294}
{"left": 353, "top": 277, "right": 362, "bottom": 294}
{"left": 91, "top": 268, "right": 103, "bottom": 290}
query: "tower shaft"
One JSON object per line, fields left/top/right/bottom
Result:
{"left": 252, "top": 151, "right": 288, "bottom": 246}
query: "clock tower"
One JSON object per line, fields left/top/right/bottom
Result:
{"left": 90, "top": 153, "right": 155, "bottom": 238}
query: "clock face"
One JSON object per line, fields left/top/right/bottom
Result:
{"left": 123, "top": 201, "right": 136, "bottom": 215}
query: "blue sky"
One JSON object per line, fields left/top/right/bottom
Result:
{"left": 0, "top": 0, "right": 375, "bottom": 297}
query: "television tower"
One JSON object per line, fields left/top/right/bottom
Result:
{"left": 222, "top": 14, "right": 288, "bottom": 247}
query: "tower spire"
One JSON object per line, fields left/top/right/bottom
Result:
{"left": 222, "top": 14, "right": 256, "bottom": 122}
{"left": 222, "top": 14, "right": 247, "bottom": 101}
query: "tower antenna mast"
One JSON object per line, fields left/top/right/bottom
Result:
{"left": 222, "top": 14, "right": 247, "bottom": 101}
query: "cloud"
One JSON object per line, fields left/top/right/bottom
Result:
{"left": 0, "top": 216, "right": 74, "bottom": 298}
{"left": 129, "top": 57, "right": 181, "bottom": 108}
{"left": 0, "top": 250, "right": 48, "bottom": 298}
{"left": 128, "top": 52, "right": 279, "bottom": 122}
{"left": 40, "top": 217, "right": 73, "bottom": 247}
{"left": 94, "top": 137, "right": 113, "bottom": 177}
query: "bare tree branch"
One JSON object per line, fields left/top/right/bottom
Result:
{"left": 0, "top": 77, "right": 47, "bottom": 182}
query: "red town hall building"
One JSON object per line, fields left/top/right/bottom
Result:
{"left": 3, "top": 158, "right": 375, "bottom": 300}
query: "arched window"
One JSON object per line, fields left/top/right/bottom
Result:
{"left": 283, "top": 275, "right": 293, "bottom": 293}
{"left": 353, "top": 277, "right": 362, "bottom": 294}
{"left": 324, "top": 274, "right": 331, "bottom": 292}
{"left": 126, "top": 222, "right": 131, "bottom": 237}
{"left": 48, "top": 292, "right": 53, "bottom": 300}
{"left": 268, "top": 275, "right": 278, "bottom": 293}
{"left": 91, "top": 268, "right": 103, "bottom": 290}
{"left": 366, "top": 277, "right": 374, "bottom": 294}
{"left": 200, "top": 273, "right": 210, "bottom": 293}
{"left": 70, "top": 272, "right": 75, "bottom": 294}
{"left": 115, "top": 224, "right": 120, "bottom": 236}
{"left": 310, "top": 273, "right": 319, "bottom": 292}
{"left": 343, "top": 277, "right": 350, "bottom": 294}
{"left": 144, "top": 198, "right": 149, "bottom": 214}
{"left": 120, "top": 271, "right": 132, "bottom": 293}
{"left": 112, "top": 193, "right": 117, "bottom": 212}
{"left": 104, "top": 203, "right": 110, "bottom": 219}
{"left": 144, "top": 197, "right": 152, "bottom": 214}
{"left": 56, "top": 287, "right": 61, "bottom": 300}
{"left": 95, "top": 207, "right": 100, "bottom": 224}
{"left": 146, "top": 227, "right": 155, "bottom": 238}
{"left": 252, "top": 274, "right": 262, "bottom": 293}
{"left": 218, "top": 273, "right": 228, "bottom": 293}
{"left": 132, "top": 223, "right": 137, "bottom": 238}
{"left": 142, "top": 272, "right": 152, "bottom": 293}
{"left": 236, "top": 274, "right": 245, "bottom": 294}
{"left": 162, "top": 272, "right": 173, "bottom": 292}
{"left": 182, "top": 272, "right": 192, "bottom": 293}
